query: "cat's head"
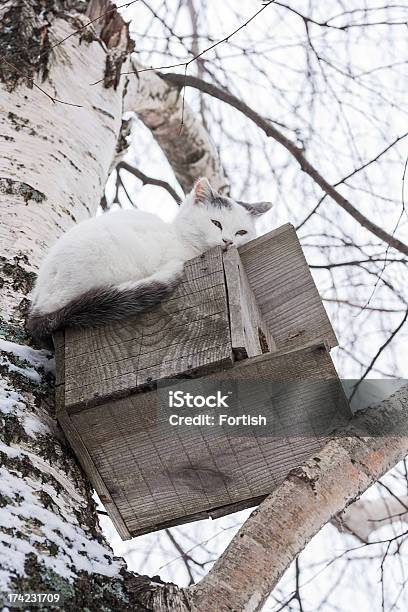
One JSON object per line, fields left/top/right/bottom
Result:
{"left": 175, "top": 177, "right": 273, "bottom": 252}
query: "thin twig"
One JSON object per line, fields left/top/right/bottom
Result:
{"left": 349, "top": 307, "right": 408, "bottom": 402}
{"left": 357, "top": 151, "right": 408, "bottom": 311}
{"left": 118, "top": 162, "right": 182, "bottom": 204}
{"left": 118, "top": 0, "right": 277, "bottom": 77}
{"left": 296, "top": 133, "right": 408, "bottom": 230}
{"left": 158, "top": 72, "right": 408, "bottom": 257}
{"left": 0, "top": 57, "right": 82, "bottom": 107}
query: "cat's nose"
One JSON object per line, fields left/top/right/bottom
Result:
{"left": 222, "top": 238, "right": 233, "bottom": 247}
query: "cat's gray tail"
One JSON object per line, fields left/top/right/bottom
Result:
{"left": 26, "top": 276, "right": 181, "bottom": 345}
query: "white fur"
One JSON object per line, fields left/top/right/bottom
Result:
{"left": 31, "top": 179, "right": 271, "bottom": 315}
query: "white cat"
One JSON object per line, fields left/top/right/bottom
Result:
{"left": 27, "top": 177, "right": 272, "bottom": 343}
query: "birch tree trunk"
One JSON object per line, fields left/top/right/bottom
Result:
{"left": 0, "top": 1, "right": 143, "bottom": 607}
{"left": 1, "top": 2, "right": 408, "bottom": 611}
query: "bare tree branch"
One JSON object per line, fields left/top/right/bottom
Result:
{"left": 158, "top": 72, "right": 408, "bottom": 257}
{"left": 118, "top": 161, "right": 182, "bottom": 203}
{"left": 190, "top": 385, "right": 408, "bottom": 612}
{"left": 123, "top": 61, "right": 227, "bottom": 194}
{"left": 123, "top": 0, "right": 277, "bottom": 76}
{"left": 350, "top": 308, "right": 408, "bottom": 401}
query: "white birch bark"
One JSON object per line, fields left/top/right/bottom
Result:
{"left": 0, "top": 15, "right": 126, "bottom": 317}
{"left": 0, "top": 2, "right": 144, "bottom": 607}
{"left": 123, "top": 57, "right": 227, "bottom": 194}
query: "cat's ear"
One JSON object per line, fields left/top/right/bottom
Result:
{"left": 237, "top": 200, "right": 273, "bottom": 217}
{"left": 192, "top": 177, "right": 214, "bottom": 204}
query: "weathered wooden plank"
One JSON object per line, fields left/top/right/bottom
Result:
{"left": 222, "top": 247, "right": 276, "bottom": 359}
{"left": 55, "top": 228, "right": 346, "bottom": 539}
{"left": 121, "top": 495, "right": 269, "bottom": 537}
{"left": 221, "top": 341, "right": 339, "bottom": 380}
{"left": 64, "top": 248, "right": 226, "bottom": 358}
{"left": 239, "top": 224, "right": 338, "bottom": 351}
{"left": 65, "top": 316, "right": 232, "bottom": 405}
{"left": 63, "top": 248, "right": 234, "bottom": 409}
{"left": 65, "top": 344, "right": 234, "bottom": 413}
{"left": 64, "top": 276, "right": 226, "bottom": 358}
{"left": 68, "top": 343, "right": 350, "bottom": 537}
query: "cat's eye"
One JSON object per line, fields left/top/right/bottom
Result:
{"left": 211, "top": 219, "right": 222, "bottom": 230}
{"left": 236, "top": 229, "right": 248, "bottom": 236}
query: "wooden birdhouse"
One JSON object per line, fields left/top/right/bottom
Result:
{"left": 54, "top": 224, "right": 351, "bottom": 539}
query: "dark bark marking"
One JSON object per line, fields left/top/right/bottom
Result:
{"left": 0, "top": 0, "right": 87, "bottom": 91}
{"left": 0, "top": 254, "right": 37, "bottom": 294}
{"left": 0, "top": 177, "right": 46, "bottom": 204}
{"left": 86, "top": 0, "right": 134, "bottom": 89}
